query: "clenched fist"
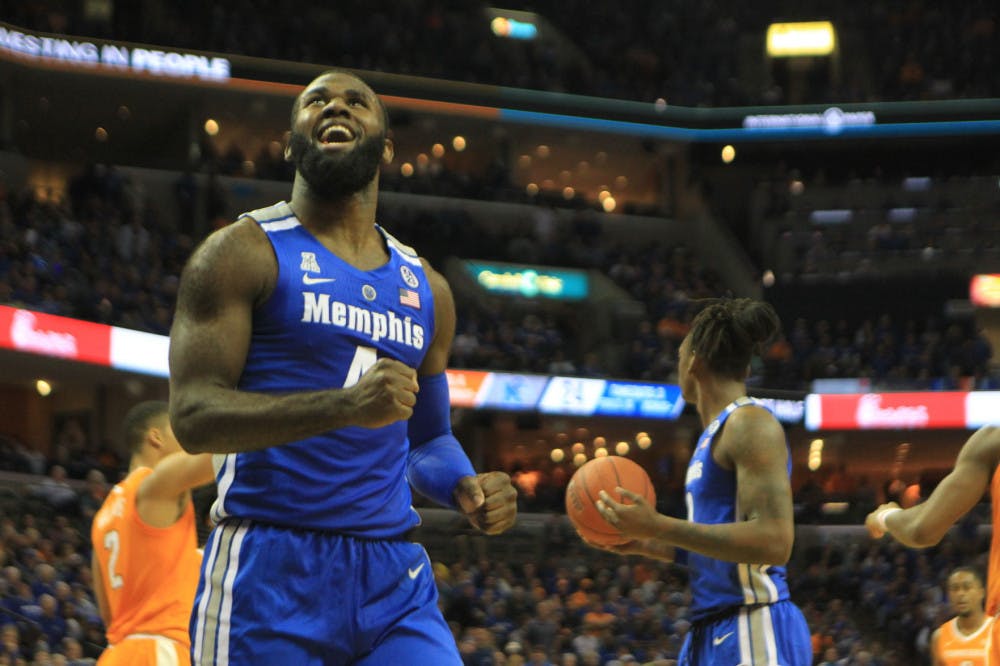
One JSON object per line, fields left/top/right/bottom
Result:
{"left": 348, "top": 358, "right": 419, "bottom": 429}
{"left": 453, "top": 471, "right": 518, "bottom": 535}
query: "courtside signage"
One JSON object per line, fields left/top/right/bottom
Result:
{"left": 805, "top": 392, "right": 969, "bottom": 430}
{"left": 0, "top": 306, "right": 111, "bottom": 366}
{"left": 538, "top": 377, "right": 607, "bottom": 415}
{"left": 478, "top": 373, "right": 550, "bottom": 411}
{"left": 752, "top": 397, "right": 805, "bottom": 425}
{"left": 595, "top": 381, "right": 685, "bottom": 419}
{"left": 445, "top": 370, "right": 490, "bottom": 407}
{"left": 538, "top": 377, "right": 686, "bottom": 419}
{"left": 966, "top": 392, "right": 1000, "bottom": 428}
{"left": 0, "top": 24, "right": 230, "bottom": 80}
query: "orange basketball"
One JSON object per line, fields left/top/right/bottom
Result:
{"left": 564, "top": 455, "right": 656, "bottom": 546}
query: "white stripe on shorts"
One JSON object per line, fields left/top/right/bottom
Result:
{"left": 737, "top": 605, "right": 779, "bottom": 665}
{"left": 193, "top": 524, "right": 227, "bottom": 663}
{"left": 214, "top": 522, "right": 249, "bottom": 666}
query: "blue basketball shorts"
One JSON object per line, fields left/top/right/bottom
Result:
{"left": 679, "top": 600, "right": 812, "bottom": 666}
{"left": 189, "top": 519, "right": 460, "bottom": 665}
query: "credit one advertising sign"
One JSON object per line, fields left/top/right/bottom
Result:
{"left": 805, "top": 392, "right": 1000, "bottom": 430}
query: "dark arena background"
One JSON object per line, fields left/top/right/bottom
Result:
{"left": 1, "top": 2, "right": 999, "bottom": 664}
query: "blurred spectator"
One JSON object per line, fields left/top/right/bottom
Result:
{"left": 30, "top": 468, "right": 77, "bottom": 514}
{"left": 76, "top": 473, "right": 107, "bottom": 524}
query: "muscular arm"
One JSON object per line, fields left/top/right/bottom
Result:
{"left": 169, "top": 220, "right": 417, "bottom": 453}
{"left": 667, "top": 408, "right": 794, "bottom": 564}
{"left": 870, "top": 427, "right": 1000, "bottom": 548}
{"left": 136, "top": 452, "right": 216, "bottom": 528}
{"left": 597, "top": 407, "right": 793, "bottom": 565}
{"left": 91, "top": 553, "right": 110, "bottom": 627}
{"left": 416, "top": 262, "right": 454, "bottom": 376}
{"left": 407, "top": 261, "right": 516, "bottom": 533}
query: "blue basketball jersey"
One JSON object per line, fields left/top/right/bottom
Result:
{"left": 209, "top": 201, "right": 436, "bottom": 538}
{"left": 684, "top": 397, "right": 792, "bottom": 621}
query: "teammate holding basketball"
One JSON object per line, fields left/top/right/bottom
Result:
{"left": 591, "top": 299, "right": 811, "bottom": 665}
{"left": 168, "top": 69, "right": 517, "bottom": 664}
{"left": 91, "top": 400, "right": 215, "bottom": 665}
{"left": 929, "top": 567, "right": 993, "bottom": 666}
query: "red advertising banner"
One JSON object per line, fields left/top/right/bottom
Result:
{"left": 806, "top": 392, "right": 968, "bottom": 430}
{"left": 445, "top": 369, "right": 489, "bottom": 407}
{"left": 0, "top": 305, "right": 113, "bottom": 366}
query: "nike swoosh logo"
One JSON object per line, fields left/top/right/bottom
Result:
{"left": 408, "top": 562, "right": 426, "bottom": 580}
{"left": 713, "top": 631, "right": 734, "bottom": 646}
{"left": 302, "top": 274, "right": 335, "bottom": 285}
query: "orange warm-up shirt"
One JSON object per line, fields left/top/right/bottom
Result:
{"left": 936, "top": 616, "right": 993, "bottom": 666}
{"left": 91, "top": 467, "right": 202, "bottom": 646}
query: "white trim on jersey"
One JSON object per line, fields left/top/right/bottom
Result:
{"left": 380, "top": 227, "right": 423, "bottom": 266}
{"left": 211, "top": 454, "right": 237, "bottom": 523}
{"left": 950, "top": 615, "right": 995, "bottom": 641}
{"left": 155, "top": 635, "right": 179, "bottom": 666}
{"left": 259, "top": 218, "right": 301, "bottom": 232}
{"left": 738, "top": 563, "right": 755, "bottom": 606}
{"left": 758, "top": 563, "right": 780, "bottom": 600}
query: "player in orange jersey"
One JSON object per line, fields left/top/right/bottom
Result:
{"left": 91, "top": 401, "right": 215, "bottom": 665}
{"left": 930, "top": 567, "right": 993, "bottom": 666}
{"left": 866, "top": 427, "right": 1000, "bottom": 662}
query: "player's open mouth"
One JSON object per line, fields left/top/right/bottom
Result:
{"left": 318, "top": 123, "right": 356, "bottom": 145}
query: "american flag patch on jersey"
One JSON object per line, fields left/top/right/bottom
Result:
{"left": 399, "top": 288, "right": 421, "bottom": 309}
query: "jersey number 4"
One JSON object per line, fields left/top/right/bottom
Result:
{"left": 344, "top": 346, "right": 377, "bottom": 388}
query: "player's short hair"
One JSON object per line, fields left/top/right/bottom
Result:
{"left": 948, "top": 565, "right": 985, "bottom": 588}
{"left": 121, "top": 401, "right": 169, "bottom": 455}
{"left": 687, "top": 298, "right": 781, "bottom": 379}
{"left": 291, "top": 69, "right": 390, "bottom": 133}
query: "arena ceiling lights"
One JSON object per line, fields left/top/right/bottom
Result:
{"left": 766, "top": 21, "right": 837, "bottom": 58}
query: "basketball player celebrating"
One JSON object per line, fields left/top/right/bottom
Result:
{"left": 168, "top": 70, "right": 517, "bottom": 664}
{"left": 591, "top": 299, "right": 811, "bottom": 665}
{"left": 930, "top": 567, "right": 993, "bottom": 666}
{"left": 91, "top": 401, "right": 215, "bottom": 665}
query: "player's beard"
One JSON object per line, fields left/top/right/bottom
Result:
{"left": 288, "top": 129, "right": 384, "bottom": 200}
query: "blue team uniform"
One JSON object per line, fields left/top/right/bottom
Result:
{"left": 190, "top": 202, "right": 459, "bottom": 665}
{"left": 679, "top": 397, "right": 811, "bottom": 666}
